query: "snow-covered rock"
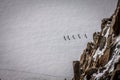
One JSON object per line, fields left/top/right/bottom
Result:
{"left": 72, "top": 0, "right": 120, "bottom": 80}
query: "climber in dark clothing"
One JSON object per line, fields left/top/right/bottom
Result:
{"left": 78, "top": 34, "right": 81, "bottom": 39}
{"left": 85, "top": 34, "right": 87, "bottom": 38}
{"left": 64, "top": 36, "right": 66, "bottom": 41}
{"left": 67, "top": 35, "right": 70, "bottom": 40}
{"left": 72, "top": 35, "right": 76, "bottom": 39}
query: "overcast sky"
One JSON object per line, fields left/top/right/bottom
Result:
{"left": 0, "top": 0, "right": 118, "bottom": 79}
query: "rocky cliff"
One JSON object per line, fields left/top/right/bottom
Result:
{"left": 72, "top": 0, "right": 120, "bottom": 80}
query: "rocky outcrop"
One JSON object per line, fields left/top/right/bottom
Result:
{"left": 73, "top": 61, "right": 80, "bottom": 80}
{"left": 72, "top": 0, "right": 120, "bottom": 80}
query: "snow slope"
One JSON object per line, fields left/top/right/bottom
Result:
{"left": 0, "top": 0, "right": 118, "bottom": 79}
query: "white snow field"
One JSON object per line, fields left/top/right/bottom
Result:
{"left": 0, "top": 0, "right": 118, "bottom": 80}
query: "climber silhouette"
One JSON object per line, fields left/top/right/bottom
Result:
{"left": 67, "top": 35, "right": 70, "bottom": 40}
{"left": 72, "top": 35, "right": 75, "bottom": 39}
{"left": 84, "top": 34, "right": 87, "bottom": 38}
{"left": 64, "top": 36, "right": 66, "bottom": 41}
{"left": 78, "top": 34, "right": 81, "bottom": 39}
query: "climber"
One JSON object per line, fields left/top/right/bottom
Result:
{"left": 78, "top": 34, "right": 81, "bottom": 39}
{"left": 85, "top": 34, "right": 87, "bottom": 38}
{"left": 64, "top": 36, "right": 66, "bottom": 41}
{"left": 72, "top": 35, "right": 76, "bottom": 39}
{"left": 67, "top": 35, "right": 70, "bottom": 40}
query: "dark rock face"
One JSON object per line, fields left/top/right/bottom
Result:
{"left": 98, "top": 36, "right": 106, "bottom": 50}
{"left": 73, "top": 61, "right": 80, "bottom": 80}
{"left": 72, "top": 0, "right": 120, "bottom": 80}
{"left": 113, "top": 7, "right": 120, "bottom": 36}
{"left": 111, "top": 70, "right": 120, "bottom": 80}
